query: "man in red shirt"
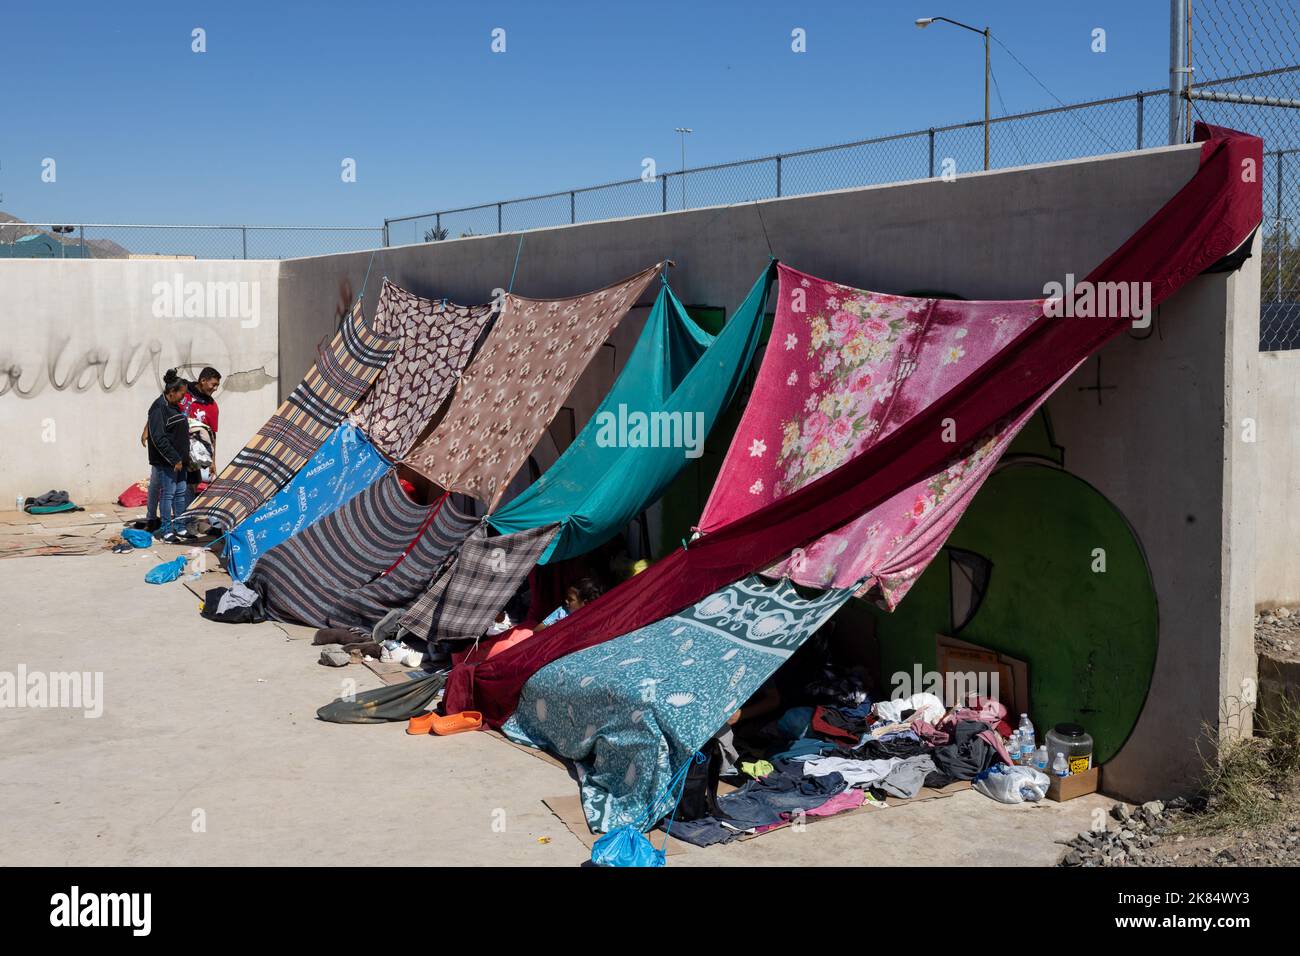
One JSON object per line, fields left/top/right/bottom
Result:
{"left": 179, "top": 367, "right": 222, "bottom": 527}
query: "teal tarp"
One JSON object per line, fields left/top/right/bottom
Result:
{"left": 488, "top": 264, "right": 774, "bottom": 563}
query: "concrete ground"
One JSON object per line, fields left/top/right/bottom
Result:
{"left": 1, "top": 533, "right": 1112, "bottom": 867}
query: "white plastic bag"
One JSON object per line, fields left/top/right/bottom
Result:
{"left": 189, "top": 436, "right": 213, "bottom": 468}
{"left": 974, "top": 764, "right": 1051, "bottom": 804}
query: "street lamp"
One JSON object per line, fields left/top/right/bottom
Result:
{"left": 674, "top": 127, "right": 693, "bottom": 209}
{"left": 916, "top": 16, "right": 991, "bottom": 171}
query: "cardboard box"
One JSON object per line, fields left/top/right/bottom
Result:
{"left": 1045, "top": 764, "right": 1100, "bottom": 802}
{"left": 936, "top": 633, "right": 1029, "bottom": 716}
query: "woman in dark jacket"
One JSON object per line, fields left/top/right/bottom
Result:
{"left": 147, "top": 370, "right": 195, "bottom": 543}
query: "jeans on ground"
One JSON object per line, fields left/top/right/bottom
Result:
{"left": 154, "top": 465, "right": 190, "bottom": 534}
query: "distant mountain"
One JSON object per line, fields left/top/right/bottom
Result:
{"left": 0, "top": 213, "right": 130, "bottom": 258}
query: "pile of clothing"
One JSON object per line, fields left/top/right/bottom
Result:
{"left": 20, "top": 490, "right": 83, "bottom": 515}
{"left": 659, "top": 691, "right": 1021, "bottom": 847}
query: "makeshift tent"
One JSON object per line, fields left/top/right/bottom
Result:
{"left": 224, "top": 421, "right": 390, "bottom": 581}
{"left": 404, "top": 262, "right": 664, "bottom": 510}
{"left": 487, "top": 264, "right": 772, "bottom": 563}
{"left": 500, "top": 273, "right": 1059, "bottom": 829}
{"left": 401, "top": 522, "right": 560, "bottom": 643}
{"left": 187, "top": 300, "right": 399, "bottom": 530}
{"left": 444, "top": 123, "right": 1263, "bottom": 729}
{"left": 349, "top": 279, "right": 495, "bottom": 459}
{"left": 701, "top": 264, "right": 1065, "bottom": 609}
{"left": 397, "top": 266, "right": 772, "bottom": 645}
{"left": 504, "top": 575, "right": 855, "bottom": 831}
{"left": 247, "top": 470, "right": 479, "bottom": 630}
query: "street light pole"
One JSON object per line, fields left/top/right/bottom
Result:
{"left": 674, "top": 127, "right": 693, "bottom": 209}
{"left": 916, "top": 16, "right": 991, "bottom": 170}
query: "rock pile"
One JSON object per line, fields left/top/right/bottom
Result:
{"left": 1255, "top": 606, "right": 1298, "bottom": 655}
{"left": 1058, "top": 799, "right": 1182, "bottom": 867}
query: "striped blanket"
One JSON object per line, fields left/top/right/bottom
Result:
{"left": 248, "top": 470, "right": 480, "bottom": 630}
{"left": 186, "top": 300, "right": 398, "bottom": 530}
{"left": 400, "top": 522, "right": 559, "bottom": 642}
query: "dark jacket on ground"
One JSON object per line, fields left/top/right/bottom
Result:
{"left": 147, "top": 394, "right": 190, "bottom": 469}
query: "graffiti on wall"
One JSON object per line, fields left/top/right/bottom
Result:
{"left": 0, "top": 335, "right": 275, "bottom": 400}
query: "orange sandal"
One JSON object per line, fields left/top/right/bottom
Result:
{"left": 406, "top": 712, "right": 438, "bottom": 735}
{"left": 430, "top": 711, "right": 483, "bottom": 735}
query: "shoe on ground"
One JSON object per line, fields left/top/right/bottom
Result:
{"left": 161, "top": 532, "right": 184, "bottom": 545}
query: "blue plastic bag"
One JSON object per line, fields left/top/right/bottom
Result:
{"left": 145, "top": 555, "right": 188, "bottom": 585}
{"left": 588, "top": 750, "right": 705, "bottom": 867}
{"left": 590, "top": 825, "right": 666, "bottom": 868}
{"left": 122, "top": 528, "right": 153, "bottom": 549}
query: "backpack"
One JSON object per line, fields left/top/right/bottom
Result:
{"left": 676, "top": 737, "right": 724, "bottom": 822}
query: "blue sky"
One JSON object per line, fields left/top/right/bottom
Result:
{"left": 3, "top": 1, "right": 1172, "bottom": 227}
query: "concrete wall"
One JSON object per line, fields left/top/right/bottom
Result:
{"left": 1254, "top": 349, "right": 1300, "bottom": 608}
{"left": 0, "top": 259, "right": 280, "bottom": 504}
{"left": 1044, "top": 233, "right": 1259, "bottom": 799}
{"left": 290, "top": 145, "right": 1260, "bottom": 798}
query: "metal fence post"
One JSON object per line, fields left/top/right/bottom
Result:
{"left": 570, "top": 191, "right": 576, "bottom": 224}
{"left": 241, "top": 226, "right": 248, "bottom": 259}
{"left": 436, "top": 213, "right": 441, "bottom": 239}
{"left": 1277, "top": 150, "right": 1285, "bottom": 302}
{"left": 78, "top": 224, "right": 86, "bottom": 257}
{"left": 382, "top": 219, "right": 390, "bottom": 247}
{"left": 928, "top": 129, "right": 935, "bottom": 178}
{"left": 497, "top": 203, "right": 503, "bottom": 233}
{"left": 662, "top": 173, "right": 669, "bottom": 212}
{"left": 776, "top": 155, "right": 783, "bottom": 197}
{"left": 1136, "top": 93, "right": 1144, "bottom": 150}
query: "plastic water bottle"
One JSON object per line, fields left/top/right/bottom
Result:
{"left": 15, "top": 494, "right": 24, "bottom": 512}
{"left": 1052, "top": 751, "right": 1069, "bottom": 777}
{"left": 1006, "top": 730, "right": 1021, "bottom": 765}
{"left": 1018, "top": 713, "right": 1036, "bottom": 757}
{"left": 1034, "top": 745, "right": 1049, "bottom": 771}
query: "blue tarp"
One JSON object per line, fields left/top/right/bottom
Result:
{"left": 488, "top": 264, "right": 774, "bottom": 563}
{"left": 225, "top": 422, "right": 390, "bottom": 581}
{"left": 504, "top": 574, "right": 854, "bottom": 832}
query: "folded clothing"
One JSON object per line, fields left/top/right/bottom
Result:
{"left": 655, "top": 816, "right": 746, "bottom": 848}
{"left": 715, "top": 769, "right": 847, "bottom": 828}
{"left": 798, "top": 755, "right": 900, "bottom": 788}
{"left": 770, "top": 737, "right": 840, "bottom": 762}
{"left": 200, "top": 583, "right": 267, "bottom": 624}
{"left": 23, "top": 489, "right": 75, "bottom": 510}
{"left": 874, "top": 755, "right": 937, "bottom": 799}
{"left": 811, "top": 705, "right": 870, "bottom": 743}
{"left": 842, "top": 734, "right": 929, "bottom": 762}
{"left": 924, "top": 720, "right": 1005, "bottom": 788}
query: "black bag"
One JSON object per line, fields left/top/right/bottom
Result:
{"left": 676, "top": 738, "right": 723, "bottom": 822}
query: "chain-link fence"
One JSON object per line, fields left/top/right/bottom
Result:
{"left": 383, "top": 89, "right": 1169, "bottom": 250}
{"left": 1192, "top": 0, "right": 1300, "bottom": 348}
{"left": 0, "top": 222, "right": 384, "bottom": 261}
{"left": 388, "top": 77, "right": 1298, "bottom": 352}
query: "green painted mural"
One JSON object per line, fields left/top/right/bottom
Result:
{"left": 868, "top": 419, "right": 1159, "bottom": 764}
